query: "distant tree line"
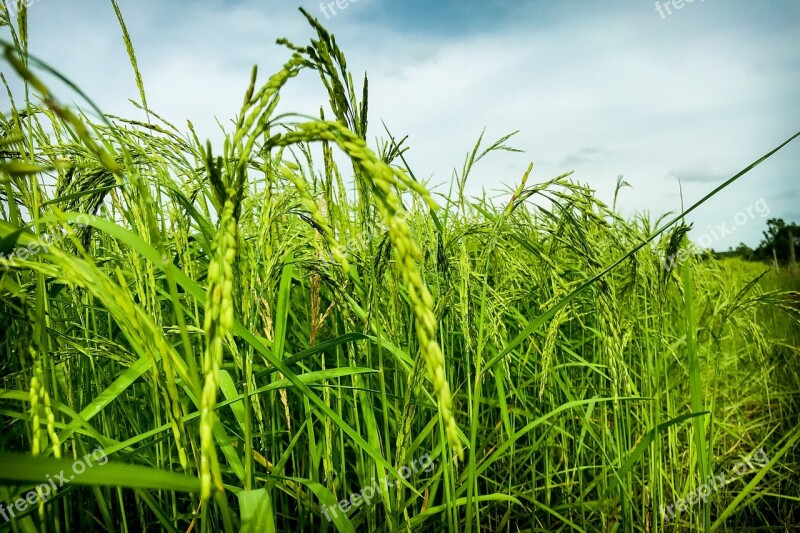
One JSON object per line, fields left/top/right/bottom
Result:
{"left": 717, "top": 218, "right": 799, "bottom": 270}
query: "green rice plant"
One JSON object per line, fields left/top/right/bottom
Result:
{"left": 1, "top": 4, "right": 799, "bottom": 532}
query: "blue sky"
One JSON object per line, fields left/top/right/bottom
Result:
{"left": 2, "top": 0, "right": 799, "bottom": 250}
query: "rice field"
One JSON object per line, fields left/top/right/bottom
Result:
{"left": 1, "top": 6, "right": 799, "bottom": 532}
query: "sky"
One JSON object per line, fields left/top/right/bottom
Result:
{"left": 2, "top": 0, "right": 799, "bottom": 250}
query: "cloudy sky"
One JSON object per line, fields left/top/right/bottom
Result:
{"left": 3, "top": 0, "right": 799, "bottom": 250}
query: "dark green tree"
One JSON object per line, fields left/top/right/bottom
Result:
{"left": 734, "top": 242, "right": 754, "bottom": 261}
{"left": 754, "top": 218, "right": 799, "bottom": 265}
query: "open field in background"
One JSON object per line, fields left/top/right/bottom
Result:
{"left": 1, "top": 5, "right": 799, "bottom": 532}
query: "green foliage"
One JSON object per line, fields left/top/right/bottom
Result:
{"left": 1, "top": 5, "right": 799, "bottom": 532}
{"left": 755, "top": 218, "right": 800, "bottom": 264}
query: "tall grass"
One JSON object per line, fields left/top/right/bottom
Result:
{"left": 1, "top": 5, "right": 799, "bottom": 532}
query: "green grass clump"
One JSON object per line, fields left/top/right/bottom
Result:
{"left": 1, "top": 5, "right": 799, "bottom": 532}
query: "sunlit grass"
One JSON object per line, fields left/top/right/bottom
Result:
{"left": 1, "top": 5, "right": 799, "bottom": 532}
